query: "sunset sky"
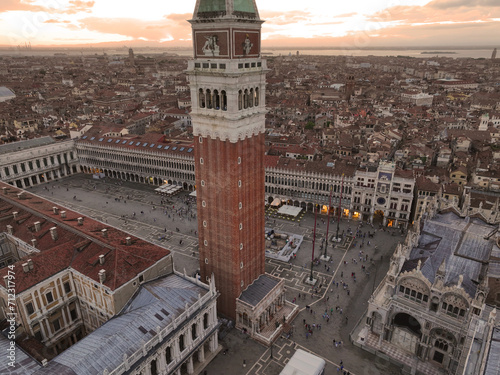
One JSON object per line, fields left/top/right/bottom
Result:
{"left": 0, "top": 0, "right": 499, "bottom": 48}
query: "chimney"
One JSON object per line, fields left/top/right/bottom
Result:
{"left": 12, "top": 211, "right": 18, "bottom": 219}
{"left": 3, "top": 276, "right": 8, "bottom": 288}
{"left": 77, "top": 217, "right": 84, "bottom": 226}
{"left": 60, "top": 211, "right": 66, "bottom": 218}
{"left": 99, "top": 254, "right": 105, "bottom": 265}
{"left": 126, "top": 237, "right": 131, "bottom": 245}
{"left": 31, "top": 239, "right": 37, "bottom": 248}
{"left": 2, "top": 187, "right": 6, "bottom": 194}
{"left": 52, "top": 207, "right": 59, "bottom": 215}
{"left": 101, "top": 228, "right": 108, "bottom": 238}
{"left": 98, "top": 269, "right": 106, "bottom": 283}
{"left": 6, "top": 225, "right": 13, "bottom": 235}
{"left": 17, "top": 192, "right": 24, "bottom": 200}
{"left": 49, "top": 227, "right": 58, "bottom": 241}
{"left": 34, "top": 221, "right": 41, "bottom": 232}
{"left": 22, "top": 263, "right": 29, "bottom": 273}
{"left": 27, "top": 259, "right": 34, "bottom": 270}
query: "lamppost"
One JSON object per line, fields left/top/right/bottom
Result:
{"left": 322, "top": 186, "right": 333, "bottom": 259}
{"left": 335, "top": 174, "right": 345, "bottom": 241}
{"left": 310, "top": 205, "right": 317, "bottom": 282}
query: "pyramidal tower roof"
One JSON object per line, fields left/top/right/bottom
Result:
{"left": 192, "top": 0, "right": 259, "bottom": 20}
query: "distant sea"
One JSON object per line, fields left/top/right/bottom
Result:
{"left": 0, "top": 47, "right": 495, "bottom": 59}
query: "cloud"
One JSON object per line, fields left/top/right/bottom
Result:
{"left": 44, "top": 18, "right": 71, "bottom": 23}
{"left": 367, "top": 2, "right": 500, "bottom": 24}
{"left": 79, "top": 16, "right": 191, "bottom": 42}
{"left": 333, "top": 12, "right": 358, "bottom": 18}
{"left": 427, "top": 0, "right": 500, "bottom": 9}
{"left": 0, "top": 0, "right": 94, "bottom": 14}
{"left": 260, "top": 10, "right": 312, "bottom": 26}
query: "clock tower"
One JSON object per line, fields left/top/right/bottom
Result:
{"left": 187, "top": 0, "right": 267, "bottom": 320}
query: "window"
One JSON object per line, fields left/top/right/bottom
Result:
{"left": 239, "top": 202, "right": 242, "bottom": 209}
{"left": 239, "top": 223, "right": 243, "bottom": 230}
{"left": 195, "top": 63, "right": 200, "bottom": 68}
{"left": 139, "top": 274, "right": 144, "bottom": 283}
{"left": 240, "top": 243, "right": 243, "bottom": 250}
{"left": 192, "top": 323, "right": 198, "bottom": 339}
{"left": 179, "top": 334, "right": 185, "bottom": 351}
{"left": 201, "top": 180, "right": 205, "bottom": 186}
{"left": 200, "top": 158, "right": 204, "bottom": 165}
{"left": 63, "top": 282, "right": 71, "bottom": 294}
{"left": 202, "top": 200, "right": 206, "bottom": 207}
{"left": 165, "top": 347, "right": 172, "bottom": 364}
{"left": 52, "top": 318, "right": 61, "bottom": 332}
{"left": 238, "top": 157, "right": 241, "bottom": 164}
{"left": 203, "top": 221, "right": 207, "bottom": 227}
{"left": 26, "top": 302, "right": 34, "bottom": 315}
{"left": 238, "top": 180, "right": 242, "bottom": 187}
{"left": 70, "top": 309, "right": 78, "bottom": 321}
{"left": 46, "top": 292, "right": 54, "bottom": 304}
{"left": 240, "top": 262, "right": 243, "bottom": 268}
{"left": 204, "top": 240, "right": 208, "bottom": 246}
{"left": 203, "top": 313, "right": 209, "bottom": 329}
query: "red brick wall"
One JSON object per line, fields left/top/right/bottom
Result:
{"left": 195, "top": 133, "right": 265, "bottom": 319}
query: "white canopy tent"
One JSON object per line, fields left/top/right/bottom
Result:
{"left": 277, "top": 205, "right": 302, "bottom": 217}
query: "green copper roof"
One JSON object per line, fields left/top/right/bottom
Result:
{"left": 198, "top": 0, "right": 226, "bottom": 13}
{"left": 234, "top": 0, "right": 256, "bottom": 13}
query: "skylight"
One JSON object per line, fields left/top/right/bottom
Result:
{"left": 98, "top": 138, "right": 103, "bottom": 142}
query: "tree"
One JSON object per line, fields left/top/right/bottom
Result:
{"left": 305, "top": 121, "right": 315, "bottom": 130}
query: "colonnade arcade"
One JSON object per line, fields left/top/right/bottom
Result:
{"left": 132, "top": 309, "right": 219, "bottom": 375}
{"left": 79, "top": 166, "right": 195, "bottom": 191}
{"left": 236, "top": 291, "right": 287, "bottom": 336}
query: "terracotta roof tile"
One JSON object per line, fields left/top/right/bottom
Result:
{"left": 0, "top": 181, "right": 170, "bottom": 293}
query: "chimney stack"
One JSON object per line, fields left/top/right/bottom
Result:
{"left": 22, "top": 263, "right": 29, "bottom": 273}
{"left": 77, "top": 217, "right": 84, "bottom": 226}
{"left": 50, "top": 227, "right": 58, "bottom": 241}
{"left": 31, "top": 239, "right": 37, "bottom": 248}
{"left": 34, "top": 221, "right": 41, "bottom": 232}
{"left": 52, "top": 207, "right": 59, "bottom": 215}
{"left": 17, "top": 192, "right": 24, "bottom": 200}
{"left": 126, "top": 237, "right": 131, "bottom": 245}
{"left": 60, "top": 211, "right": 66, "bottom": 218}
{"left": 27, "top": 259, "right": 33, "bottom": 270}
{"left": 6, "top": 225, "right": 13, "bottom": 235}
{"left": 101, "top": 229, "right": 108, "bottom": 238}
{"left": 2, "top": 187, "right": 7, "bottom": 194}
{"left": 12, "top": 211, "right": 18, "bottom": 219}
{"left": 98, "top": 269, "right": 106, "bottom": 284}
{"left": 99, "top": 254, "right": 105, "bottom": 265}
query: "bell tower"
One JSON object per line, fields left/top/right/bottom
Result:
{"left": 187, "top": 0, "right": 267, "bottom": 319}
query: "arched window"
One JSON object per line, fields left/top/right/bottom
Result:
{"left": 243, "top": 89, "right": 249, "bottom": 109}
{"left": 213, "top": 90, "right": 220, "bottom": 110}
{"left": 206, "top": 89, "right": 212, "bottom": 109}
{"left": 255, "top": 87, "right": 259, "bottom": 106}
{"left": 249, "top": 88, "right": 254, "bottom": 108}
{"left": 221, "top": 90, "right": 227, "bottom": 111}
{"left": 238, "top": 90, "right": 243, "bottom": 110}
